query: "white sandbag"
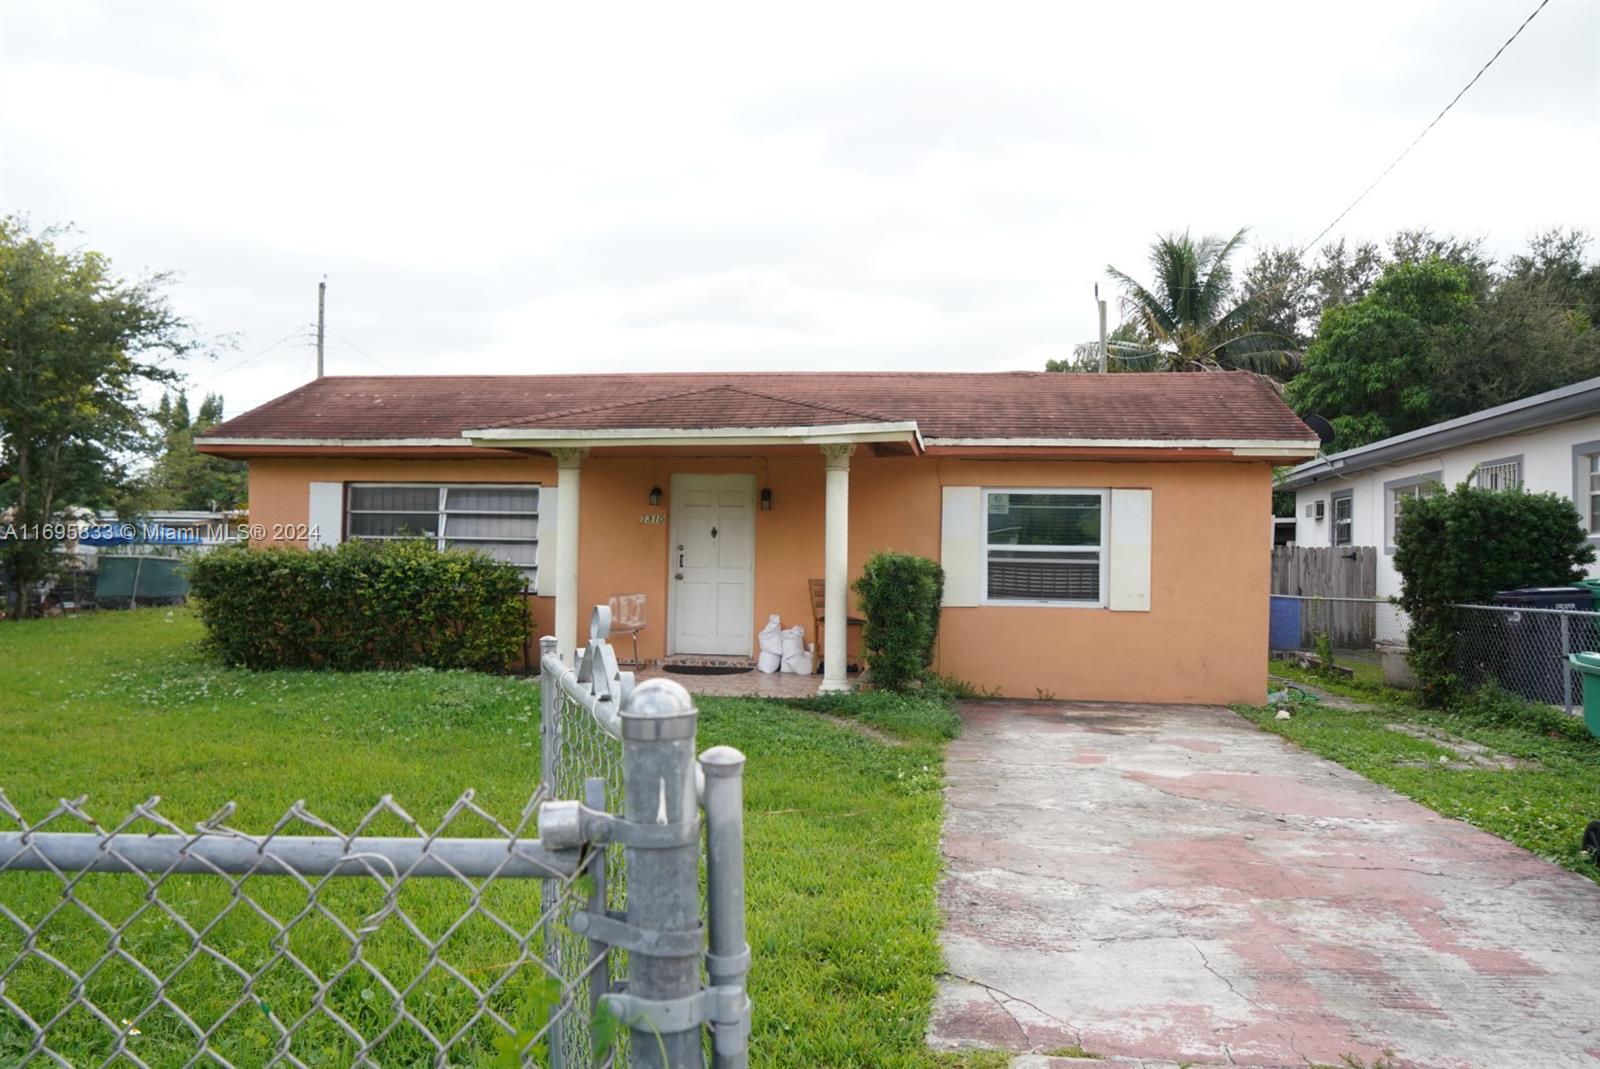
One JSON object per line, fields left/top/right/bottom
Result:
{"left": 784, "top": 642, "right": 815, "bottom": 676}
{"left": 758, "top": 615, "right": 783, "bottom": 656}
{"left": 758, "top": 650, "right": 782, "bottom": 673}
{"left": 779, "top": 626, "right": 808, "bottom": 673}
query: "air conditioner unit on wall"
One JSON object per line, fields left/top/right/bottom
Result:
{"left": 1307, "top": 500, "right": 1325, "bottom": 520}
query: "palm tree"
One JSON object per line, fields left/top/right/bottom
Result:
{"left": 1102, "top": 228, "right": 1297, "bottom": 374}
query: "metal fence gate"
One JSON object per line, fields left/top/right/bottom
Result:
{"left": 0, "top": 605, "right": 751, "bottom": 1068}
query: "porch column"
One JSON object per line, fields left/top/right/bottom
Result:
{"left": 553, "top": 447, "right": 588, "bottom": 665}
{"left": 819, "top": 443, "right": 855, "bottom": 693}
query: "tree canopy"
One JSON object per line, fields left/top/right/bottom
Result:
{"left": 1058, "top": 226, "right": 1600, "bottom": 455}
{"left": 1057, "top": 228, "right": 1296, "bottom": 373}
{"left": 137, "top": 390, "right": 247, "bottom": 511}
{"left": 0, "top": 216, "right": 194, "bottom": 616}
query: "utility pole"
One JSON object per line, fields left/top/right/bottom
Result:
{"left": 315, "top": 278, "right": 326, "bottom": 378}
{"left": 1096, "top": 283, "right": 1108, "bottom": 374}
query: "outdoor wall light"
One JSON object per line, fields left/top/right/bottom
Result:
{"left": 648, "top": 486, "right": 662, "bottom": 506}
{"left": 760, "top": 488, "right": 773, "bottom": 511}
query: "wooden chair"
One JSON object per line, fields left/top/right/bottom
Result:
{"left": 808, "top": 578, "right": 864, "bottom": 674}
{"left": 607, "top": 593, "right": 647, "bottom": 666}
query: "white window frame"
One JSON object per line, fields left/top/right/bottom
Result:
{"left": 346, "top": 482, "right": 540, "bottom": 579}
{"left": 1574, "top": 440, "right": 1600, "bottom": 541}
{"left": 1382, "top": 471, "right": 1441, "bottom": 554}
{"left": 1474, "top": 455, "right": 1523, "bottom": 492}
{"left": 1329, "top": 489, "right": 1353, "bottom": 547}
{"left": 980, "top": 487, "right": 1109, "bottom": 608}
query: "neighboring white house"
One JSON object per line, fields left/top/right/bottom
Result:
{"left": 1281, "top": 375, "right": 1600, "bottom": 601}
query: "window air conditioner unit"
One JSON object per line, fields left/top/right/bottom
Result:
{"left": 1308, "top": 500, "right": 1325, "bottom": 521}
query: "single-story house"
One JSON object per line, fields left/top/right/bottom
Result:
{"left": 1281, "top": 373, "right": 1600, "bottom": 603}
{"left": 196, "top": 371, "right": 1318, "bottom": 702}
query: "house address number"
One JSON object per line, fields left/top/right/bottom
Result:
{"left": 639, "top": 513, "right": 665, "bottom": 525}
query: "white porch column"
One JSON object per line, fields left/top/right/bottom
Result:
{"left": 819, "top": 443, "right": 855, "bottom": 693}
{"left": 552, "top": 448, "right": 588, "bottom": 664}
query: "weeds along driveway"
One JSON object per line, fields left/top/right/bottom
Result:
{"left": 930, "top": 701, "right": 1600, "bottom": 1069}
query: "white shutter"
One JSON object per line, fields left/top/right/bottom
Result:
{"left": 940, "top": 486, "right": 981, "bottom": 607}
{"left": 307, "top": 482, "right": 344, "bottom": 548}
{"left": 535, "top": 486, "right": 558, "bottom": 597}
{"left": 1108, "top": 488, "right": 1152, "bottom": 611}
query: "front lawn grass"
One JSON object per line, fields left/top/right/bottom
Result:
{"left": 0, "top": 608, "right": 954, "bottom": 1068}
{"left": 1240, "top": 680, "right": 1600, "bottom": 882}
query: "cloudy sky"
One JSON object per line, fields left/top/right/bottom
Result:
{"left": 2, "top": 0, "right": 1597, "bottom": 418}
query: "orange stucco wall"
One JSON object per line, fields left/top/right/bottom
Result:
{"left": 245, "top": 450, "right": 1270, "bottom": 703}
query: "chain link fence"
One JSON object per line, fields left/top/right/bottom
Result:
{"left": 540, "top": 613, "right": 630, "bottom": 1069}
{"left": 0, "top": 788, "right": 583, "bottom": 1067}
{"left": 1455, "top": 603, "right": 1600, "bottom": 716}
{"left": 1, "top": 605, "right": 752, "bottom": 1069}
{"left": 1270, "top": 593, "right": 1600, "bottom": 717}
{"left": 1269, "top": 595, "right": 1409, "bottom": 654}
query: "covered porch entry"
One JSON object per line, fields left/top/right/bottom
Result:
{"left": 465, "top": 388, "right": 921, "bottom": 693}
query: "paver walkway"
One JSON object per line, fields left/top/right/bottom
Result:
{"left": 930, "top": 701, "right": 1600, "bottom": 1068}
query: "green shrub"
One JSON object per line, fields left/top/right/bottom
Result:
{"left": 1394, "top": 479, "right": 1594, "bottom": 705}
{"left": 185, "top": 540, "right": 529, "bottom": 671}
{"left": 852, "top": 551, "right": 944, "bottom": 692}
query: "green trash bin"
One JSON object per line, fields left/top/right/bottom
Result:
{"left": 1567, "top": 652, "right": 1600, "bottom": 737}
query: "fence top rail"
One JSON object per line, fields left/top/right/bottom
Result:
{"left": 1453, "top": 601, "right": 1600, "bottom": 618}
{"left": 0, "top": 830, "right": 580, "bottom": 880}
{"left": 1271, "top": 594, "right": 1397, "bottom": 605}
{"left": 541, "top": 605, "right": 633, "bottom": 740}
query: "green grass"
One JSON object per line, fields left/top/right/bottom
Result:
{"left": 1269, "top": 655, "right": 1419, "bottom": 708}
{"left": 1241, "top": 678, "right": 1600, "bottom": 882}
{"left": 0, "top": 609, "right": 957, "bottom": 1068}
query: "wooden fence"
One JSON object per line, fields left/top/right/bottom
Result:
{"left": 1270, "top": 545, "right": 1378, "bottom": 648}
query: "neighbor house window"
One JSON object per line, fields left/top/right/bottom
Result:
{"left": 1475, "top": 458, "right": 1522, "bottom": 492}
{"left": 1589, "top": 454, "right": 1600, "bottom": 532}
{"left": 347, "top": 484, "right": 539, "bottom": 580}
{"left": 1386, "top": 474, "right": 1441, "bottom": 550}
{"left": 983, "top": 490, "right": 1107, "bottom": 605}
{"left": 1330, "top": 490, "right": 1353, "bottom": 546}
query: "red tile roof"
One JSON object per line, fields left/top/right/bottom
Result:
{"left": 201, "top": 371, "right": 1315, "bottom": 445}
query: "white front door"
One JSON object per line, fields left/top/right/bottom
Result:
{"left": 669, "top": 474, "right": 755, "bottom": 656}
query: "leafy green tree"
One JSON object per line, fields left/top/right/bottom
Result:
{"left": 1284, "top": 258, "right": 1476, "bottom": 449}
{"left": 1240, "top": 237, "right": 1384, "bottom": 350}
{"left": 1395, "top": 480, "right": 1594, "bottom": 705}
{"left": 1097, "top": 228, "right": 1295, "bottom": 373}
{"left": 0, "top": 216, "right": 192, "bottom": 617}
{"left": 139, "top": 390, "right": 247, "bottom": 511}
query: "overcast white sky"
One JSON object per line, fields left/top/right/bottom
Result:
{"left": 2, "top": 0, "right": 1597, "bottom": 418}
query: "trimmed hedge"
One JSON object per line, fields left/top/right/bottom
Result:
{"left": 1395, "top": 479, "right": 1594, "bottom": 705}
{"left": 185, "top": 540, "right": 529, "bottom": 671}
{"left": 852, "top": 551, "right": 944, "bottom": 691}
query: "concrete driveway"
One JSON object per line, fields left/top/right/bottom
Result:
{"left": 930, "top": 701, "right": 1600, "bottom": 1069}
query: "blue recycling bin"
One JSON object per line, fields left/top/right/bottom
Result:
{"left": 1269, "top": 596, "right": 1301, "bottom": 653}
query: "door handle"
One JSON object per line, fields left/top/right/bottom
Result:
{"left": 675, "top": 572, "right": 684, "bottom": 580}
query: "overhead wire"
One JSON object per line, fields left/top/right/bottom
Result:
{"left": 1298, "top": 0, "right": 1552, "bottom": 256}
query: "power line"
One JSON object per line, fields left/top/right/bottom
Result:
{"left": 190, "top": 328, "right": 311, "bottom": 389}
{"left": 327, "top": 331, "right": 396, "bottom": 373}
{"left": 1300, "top": 0, "right": 1552, "bottom": 255}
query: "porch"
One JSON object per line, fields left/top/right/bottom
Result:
{"left": 635, "top": 662, "right": 862, "bottom": 699}
{"left": 465, "top": 391, "right": 920, "bottom": 694}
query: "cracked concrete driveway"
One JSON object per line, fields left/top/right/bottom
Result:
{"left": 929, "top": 701, "right": 1600, "bottom": 1068}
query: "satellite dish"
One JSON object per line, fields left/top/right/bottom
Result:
{"left": 1304, "top": 414, "right": 1336, "bottom": 445}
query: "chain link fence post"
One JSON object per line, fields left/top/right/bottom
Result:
{"left": 613, "top": 678, "right": 704, "bottom": 1069}
{"left": 701, "top": 746, "right": 751, "bottom": 1069}
{"left": 1562, "top": 611, "right": 1574, "bottom": 717}
{"left": 539, "top": 633, "right": 567, "bottom": 1069}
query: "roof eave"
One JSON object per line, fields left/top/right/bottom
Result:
{"left": 924, "top": 436, "right": 1319, "bottom": 460}
{"left": 462, "top": 421, "right": 925, "bottom": 451}
{"left": 1281, "top": 375, "right": 1600, "bottom": 490}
